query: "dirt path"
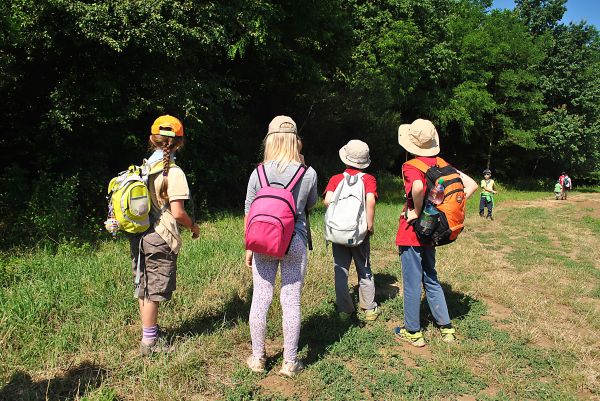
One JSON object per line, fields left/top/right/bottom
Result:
{"left": 499, "top": 192, "right": 600, "bottom": 215}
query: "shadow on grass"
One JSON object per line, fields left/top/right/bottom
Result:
{"left": 300, "top": 273, "right": 400, "bottom": 367}
{"left": 300, "top": 308, "right": 356, "bottom": 366}
{"left": 168, "top": 287, "right": 252, "bottom": 338}
{"left": 373, "top": 272, "right": 400, "bottom": 304}
{"left": 0, "top": 362, "right": 116, "bottom": 401}
{"left": 419, "top": 282, "right": 477, "bottom": 327}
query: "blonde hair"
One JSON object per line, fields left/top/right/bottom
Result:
{"left": 262, "top": 128, "right": 302, "bottom": 171}
{"left": 148, "top": 135, "right": 184, "bottom": 200}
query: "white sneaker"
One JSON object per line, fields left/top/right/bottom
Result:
{"left": 246, "top": 355, "right": 266, "bottom": 373}
{"left": 278, "top": 359, "right": 304, "bottom": 377}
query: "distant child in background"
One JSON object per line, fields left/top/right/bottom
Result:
{"left": 554, "top": 180, "right": 562, "bottom": 200}
{"left": 480, "top": 169, "right": 497, "bottom": 220}
{"left": 559, "top": 172, "right": 566, "bottom": 200}
{"left": 323, "top": 140, "right": 379, "bottom": 322}
{"left": 563, "top": 174, "right": 572, "bottom": 199}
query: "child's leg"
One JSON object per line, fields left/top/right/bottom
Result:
{"left": 351, "top": 237, "right": 376, "bottom": 311}
{"left": 487, "top": 199, "right": 493, "bottom": 218}
{"left": 479, "top": 196, "right": 485, "bottom": 216}
{"left": 332, "top": 243, "right": 355, "bottom": 313}
{"left": 400, "top": 246, "right": 424, "bottom": 332}
{"left": 280, "top": 235, "right": 308, "bottom": 362}
{"left": 136, "top": 231, "right": 177, "bottom": 344}
{"left": 421, "top": 247, "right": 451, "bottom": 327}
{"left": 250, "top": 251, "right": 279, "bottom": 359}
{"left": 139, "top": 299, "right": 159, "bottom": 343}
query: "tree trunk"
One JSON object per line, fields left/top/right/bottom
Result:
{"left": 487, "top": 121, "right": 494, "bottom": 169}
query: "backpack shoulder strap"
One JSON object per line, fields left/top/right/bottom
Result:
{"left": 285, "top": 164, "right": 308, "bottom": 191}
{"left": 147, "top": 160, "right": 179, "bottom": 176}
{"left": 404, "top": 158, "right": 430, "bottom": 173}
{"left": 436, "top": 157, "right": 449, "bottom": 167}
{"left": 257, "top": 164, "right": 270, "bottom": 188}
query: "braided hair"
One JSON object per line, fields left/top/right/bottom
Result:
{"left": 149, "top": 135, "right": 184, "bottom": 201}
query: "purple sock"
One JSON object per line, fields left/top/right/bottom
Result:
{"left": 142, "top": 325, "right": 158, "bottom": 343}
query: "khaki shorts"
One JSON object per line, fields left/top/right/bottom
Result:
{"left": 130, "top": 230, "right": 177, "bottom": 301}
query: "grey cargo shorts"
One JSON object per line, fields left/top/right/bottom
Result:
{"left": 130, "top": 230, "right": 177, "bottom": 301}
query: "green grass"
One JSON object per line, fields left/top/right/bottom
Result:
{"left": 1, "top": 186, "right": 599, "bottom": 400}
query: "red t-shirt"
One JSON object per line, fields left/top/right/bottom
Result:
{"left": 395, "top": 157, "right": 438, "bottom": 246}
{"left": 324, "top": 168, "right": 378, "bottom": 199}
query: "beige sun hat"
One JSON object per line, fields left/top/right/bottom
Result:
{"left": 398, "top": 119, "right": 440, "bottom": 156}
{"left": 339, "top": 139, "right": 371, "bottom": 169}
{"left": 267, "top": 115, "right": 297, "bottom": 135}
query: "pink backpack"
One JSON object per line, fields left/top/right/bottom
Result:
{"left": 245, "top": 164, "right": 307, "bottom": 258}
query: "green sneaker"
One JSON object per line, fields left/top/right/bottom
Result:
{"left": 440, "top": 327, "right": 456, "bottom": 343}
{"left": 363, "top": 306, "right": 380, "bottom": 321}
{"left": 394, "top": 327, "right": 426, "bottom": 347}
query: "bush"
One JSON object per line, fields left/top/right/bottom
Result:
{"left": 0, "top": 165, "right": 97, "bottom": 250}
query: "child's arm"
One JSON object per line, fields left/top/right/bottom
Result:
{"left": 323, "top": 191, "right": 334, "bottom": 207}
{"left": 461, "top": 172, "right": 478, "bottom": 199}
{"left": 366, "top": 193, "right": 376, "bottom": 234}
{"left": 492, "top": 181, "right": 497, "bottom": 194}
{"left": 244, "top": 214, "right": 253, "bottom": 268}
{"left": 406, "top": 180, "right": 425, "bottom": 223}
{"left": 171, "top": 200, "right": 200, "bottom": 238}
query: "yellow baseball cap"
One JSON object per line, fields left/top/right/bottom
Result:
{"left": 150, "top": 115, "right": 184, "bottom": 137}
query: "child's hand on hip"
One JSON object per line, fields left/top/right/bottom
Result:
{"left": 406, "top": 208, "right": 419, "bottom": 223}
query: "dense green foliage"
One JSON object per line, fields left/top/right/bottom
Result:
{"left": 1, "top": 0, "right": 598, "bottom": 247}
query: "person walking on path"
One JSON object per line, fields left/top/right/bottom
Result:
{"left": 394, "top": 119, "right": 478, "bottom": 347}
{"left": 559, "top": 172, "right": 566, "bottom": 200}
{"left": 323, "top": 140, "right": 380, "bottom": 322}
{"left": 131, "top": 115, "right": 200, "bottom": 356}
{"left": 244, "top": 115, "right": 318, "bottom": 377}
{"left": 479, "top": 169, "right": 497, "bottom": 220}
{"left": 563, "top": 174, "right": 572, "bottom": 199}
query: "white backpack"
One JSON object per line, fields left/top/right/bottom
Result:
{"left": 324, "top": 172, "right": 368, "bottom": 246}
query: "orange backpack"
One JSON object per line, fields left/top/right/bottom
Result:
{"left": 405, "top": 157, "right": 466, "bottom": 246}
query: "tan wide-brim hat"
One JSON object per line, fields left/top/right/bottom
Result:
{"left": 339, "top": 139, "right": 371, "bottom": 169}
{"left": 398, "top": 118, "right": 440, "bottom": 156}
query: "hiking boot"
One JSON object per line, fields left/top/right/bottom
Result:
{"left": 394, "top": 327, "right": 426, "bottom": 347}
{"left": 363, "top": 306, "right": 380, "bottom": 322}
{"left": 440, "top": 327, "right": 456, "bottom": 343}
{"left": 140, "top": 336, "right": 174, "bottom": 357}
{"left": 246, "top": 355, "right": 266, "bottom": 373}
{"left": 279, "top": 359, "right": 304, "bottom": 377}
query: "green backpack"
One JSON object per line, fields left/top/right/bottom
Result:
{"left": 105, "top": 161, "right": 175, "bottom": 235}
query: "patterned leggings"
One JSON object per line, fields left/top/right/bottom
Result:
{"left": 250, "top": 235, "right": 307, "bottom": 362}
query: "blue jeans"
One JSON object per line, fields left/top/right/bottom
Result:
{"left": 479, "top": 196, "right": 493, "bottom": 217}
{"left": 399, "top": 246, "right": 451, "bottom": 332}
